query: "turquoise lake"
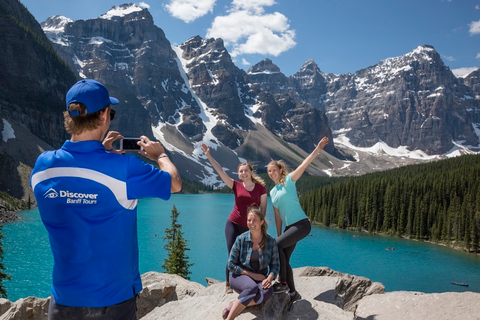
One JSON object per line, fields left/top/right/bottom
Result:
{"left": 2, "top": 194, "right": 480, "bottom": 302}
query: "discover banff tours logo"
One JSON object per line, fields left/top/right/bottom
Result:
{"left": 43, "top": 188, "right": 98, "bottom": 204}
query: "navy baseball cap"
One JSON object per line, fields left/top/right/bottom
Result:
{"left": 66, "top": 79, "right": 119, "bottom": 115}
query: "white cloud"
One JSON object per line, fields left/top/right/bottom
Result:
{"left": 476, "top": 5, "right": 480, "bottom": 10}
{"left": 206, "top": 2, "right": 296, "bottom": 57}
{"left": 477, "top": 53, "right": 480, "bottom": 59}
{"left": 231, "top": 0, "right": 276, "bottom": 12}
{"left": 469, "top": 19, "right": 480, "bottom": 35}
{"left": 138, "top": 2, "right": 150, "bottom": 9}
{"left": 452, "top": 67, "right": 478, "bottom": 78}
{"left": 442, "top": 54, "right": 455, "bottom": 62}
{"left": 165, "top": 0, "right": 216, "bottom": 23}
{"left": 241, "top": 58, "right": 250, "bottom": 66}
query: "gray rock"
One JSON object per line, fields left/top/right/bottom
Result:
{"left": 1, "top": 269, "right": 478, "bottom": 320}
{"left": 137, "top": 272, "right": 205, "bottom": 319}
{"left": 141, "top": 267, "right": 382, "bottom": 319}
{"left": 355, "top": 291, "right": 480, "bottom": 320}
{"left": 0, "top": 296, "right": 49, "bottom": 320}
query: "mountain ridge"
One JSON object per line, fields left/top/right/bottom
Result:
{"left": 1, "top": 2, "right": 480, "bottom": 204}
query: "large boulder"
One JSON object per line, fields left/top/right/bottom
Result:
{"left": 141, "top": 267, "right": 383, "bottom": 320}
{"left": 1, "top": 269, "right": 479, "bottom": 320}
{"left": 137, "top": 271, "right": 205, "bottom": 318}
{"left": 355, "top": 291, "right": 480, "bottom": 320}
{"left": 0, "top": 297, "right": 48, "bottom": 320}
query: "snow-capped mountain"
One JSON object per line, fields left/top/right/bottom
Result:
{"left": 2, "top": 1, "right": 479, "bottom": 201}
{"left": 37, "top": 3, "right": 480, "bottom": 183}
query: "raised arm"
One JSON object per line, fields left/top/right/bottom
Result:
{"left": 139, "top": 136, "right": 182, "bottom": 193}
{"left": 201, "top": 143, "right": 234, "bottom": 189}
{"left": 290, "top": 136, "right": 329, "bottom": 182}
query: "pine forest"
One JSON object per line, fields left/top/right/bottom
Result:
{"left": 299, "top": 154, "right": 480, "bottom": 252}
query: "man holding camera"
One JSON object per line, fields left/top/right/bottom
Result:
{"left": 30, "top": 79, "right": 181, "bottom": 319}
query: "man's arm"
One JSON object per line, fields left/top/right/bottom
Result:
{"left": 156, "top": 154, "right": 182, "bottom": 193}
{"left": 139, "top": 135, "right": 182, "bottom": 193}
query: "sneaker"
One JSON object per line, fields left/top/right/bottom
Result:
{"left": 289, "top": 291, "right": 302, "bottom": 302}
{"left": 222, "top": 301, "right": 233, "bottom": 319}
{"left": 273, "top": 282, "right": 289, "bottom": 293}
{"left": 287, "top": 292, "right": 302, "bottom": 311}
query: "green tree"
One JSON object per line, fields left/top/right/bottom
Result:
{"left": 0, "top": 226, "right": 12, "bottom": 298}
{"left": 162, "top": 205, "right": 193, "bottom": 280}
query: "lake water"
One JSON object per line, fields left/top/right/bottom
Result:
{"left": 2, "top": 194, "right": 480, "bottom": 302}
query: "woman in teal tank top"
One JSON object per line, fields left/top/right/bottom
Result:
{"left": 267, "top": 136, "right": 329, "bottom": 304}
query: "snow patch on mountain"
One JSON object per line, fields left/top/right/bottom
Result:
{"left": 41, "top": 16, "right": 72, "bottom": 45}
{"left": 452, "top": 67, "right": 479, "bottom": 78}
{"left": 100, "top": 4, "right": 147, "bottom": 19}
{"left": 334, "top": 131, "right": 438, "bottom": 160}
{"left": 172, "top": 46, "right": 219, "bottom": 149}
{"left": 2, "top": 119, "right": 15, "bottom": 142}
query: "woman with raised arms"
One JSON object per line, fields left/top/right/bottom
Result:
{"left": 267, "top": 137, "right": 329, "bottom": 303}
{"left": 201, "top": 143, "right": 267, "bottom": 293}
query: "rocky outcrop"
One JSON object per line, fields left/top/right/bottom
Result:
{"left": 0, "top": 296, "right": 48, "bottom": 320}
{"left": 1, "top": 267, "right": 478, "bottom": 320}
{"left": 355, "top": 291, "right": 480, "bottom": 320}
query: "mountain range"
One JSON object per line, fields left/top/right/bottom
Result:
{"left": 1, "top": 1, "right": 479, "bottom": 203}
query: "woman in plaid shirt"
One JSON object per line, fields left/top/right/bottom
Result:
{"left": 222, "top": 207, "right": 280, "bottom": 319}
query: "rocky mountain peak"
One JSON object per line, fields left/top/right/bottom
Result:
{"left": 100, "top": 3, "right": 148, "bottom": 20}
{"left": 248, "top": 58, "right": 282, "bottom": 74}
{"left": 291, "top": 59, "right": 327, "bottom": 110}
{"left": 41, "top": 15, "right": 73, "bottom": 33}
{"left": 298, "top": 59, "right": 321, "bottom": 73}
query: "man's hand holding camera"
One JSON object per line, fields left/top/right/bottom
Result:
{"left": 102, "top": 131, "right": 125, "bottom": 154}
{"left": 138, "top": 135, "right": 167, "bottom": 162}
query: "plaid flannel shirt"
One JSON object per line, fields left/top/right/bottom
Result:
{"left": 228, "top": 231, "right": 280, "bottom": 278}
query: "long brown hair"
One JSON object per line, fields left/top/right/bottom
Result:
{"left": 247, "top": 206, "right": 268, "bottom": 251}
{"left": 238, "top": 162, "right": 265, "bottom": 186}
{"left": 268, "top": 160, "right": 289, "bottom": 186}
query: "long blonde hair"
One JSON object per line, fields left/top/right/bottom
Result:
{"left": 248, "top": 206, "right": 268, "bottom": 251}
{"left": 268, "top": 160, "right": 289, "bottom": 186}
{"left": 238, "top": 162, "right": 265, "bottom": 186}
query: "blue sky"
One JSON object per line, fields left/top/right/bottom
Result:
{"left": 20, "top": 0, "right": 480, "bottom": 77}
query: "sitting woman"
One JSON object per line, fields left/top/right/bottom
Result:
{"left": 223, "top": 207, "right": 280, "bottom": 319}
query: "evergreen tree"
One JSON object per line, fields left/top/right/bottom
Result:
{"left": 298, "top": 154, "right": 480, "bottom": 251}
{"left": 0, "top": 226, "right": 12, "bottom": 298}
{"left": 162, "top": 205, "right": 193, "bottom": 280}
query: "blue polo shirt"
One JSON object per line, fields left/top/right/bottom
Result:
{"left": 30, "top": 140, "right": 171, "bottom": 307}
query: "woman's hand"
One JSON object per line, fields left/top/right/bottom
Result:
{"left": 102, "top": 131, "right": 125, "bottom": 154}
{"left": 201, "top": 143, "right": 210, "bottom": 156}
{"left": 315, "top": 136, "right": 329, "bottom": 153}
{"left": 262, "top": 277, "right": 273, "bottom": 290}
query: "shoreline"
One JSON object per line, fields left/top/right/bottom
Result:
{"left": 310, "top": 220, "right": 480, "bottom": 256}
{"left": 0, "top": 210, "right": 20, "bottom": 224}
{"left": 5, "top": 205, "right": 479, "bottom": 255}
